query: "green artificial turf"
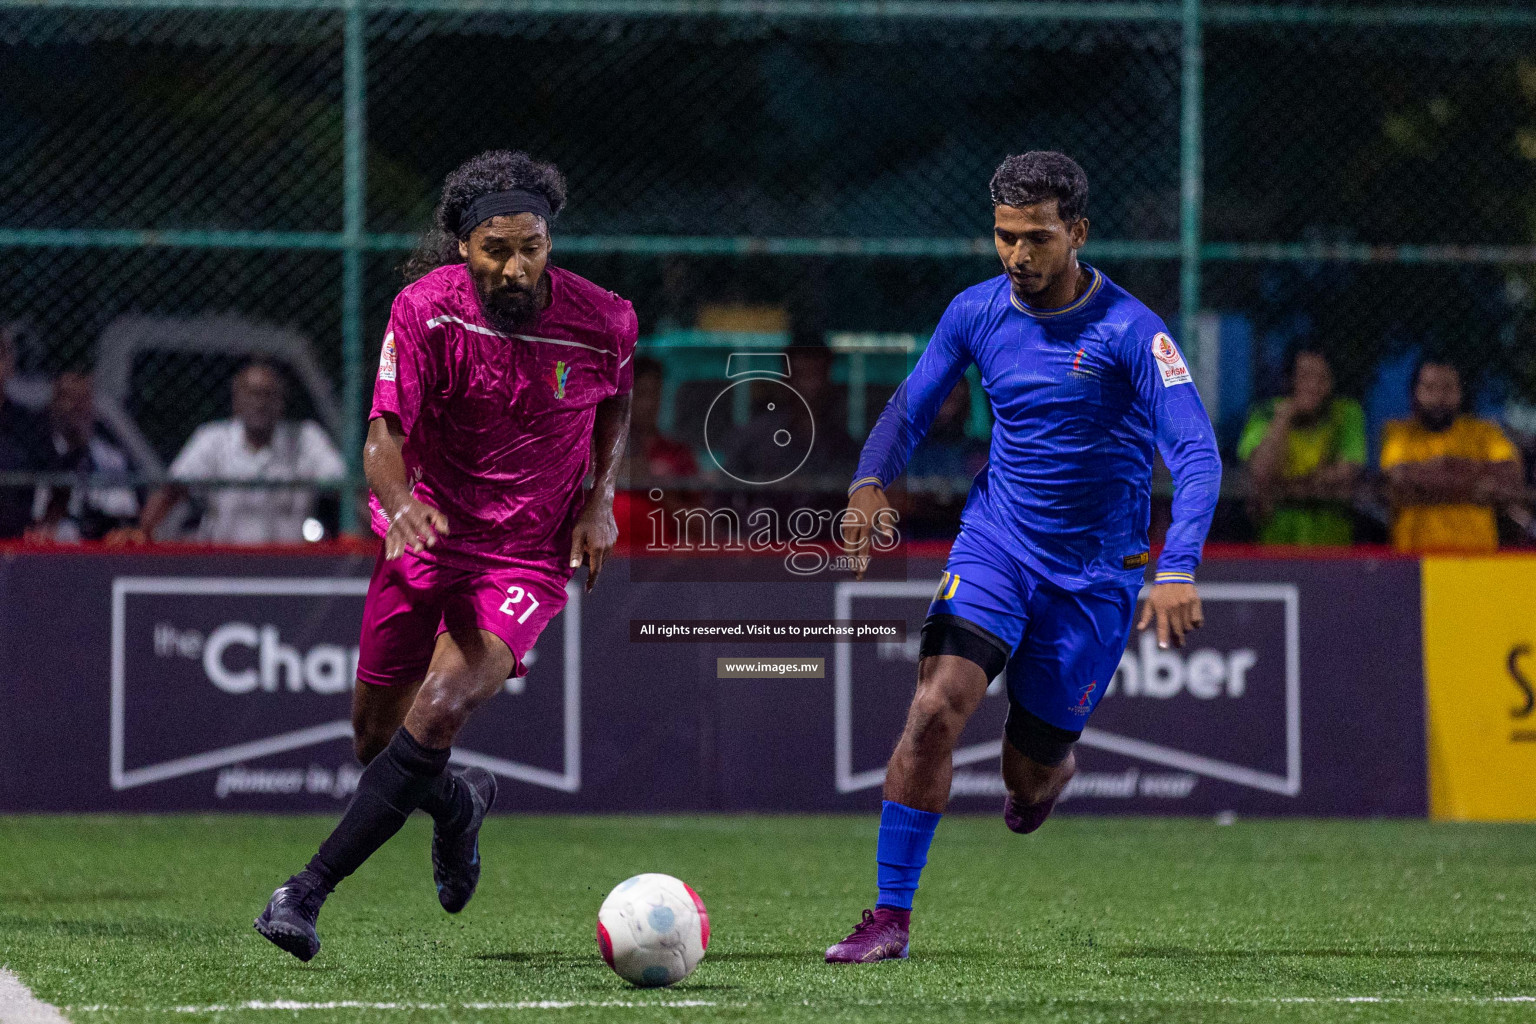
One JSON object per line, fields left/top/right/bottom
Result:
{"left": 1, "top": 815, "right": 1534, "bottom": 1023}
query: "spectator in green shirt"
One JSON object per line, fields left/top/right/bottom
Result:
{"left": 1237, "top": 349, "right": 1366, "bottom": 545}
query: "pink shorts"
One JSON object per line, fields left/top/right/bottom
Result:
{"left": 356, "top": 548, "right": 570, "bottom": 687}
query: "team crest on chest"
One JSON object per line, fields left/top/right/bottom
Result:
{"left": 552, "top": 360, "right": 570, "bottom": 399}
{"left": 1069, "top": 345, "right": 1100, "bottom": 380}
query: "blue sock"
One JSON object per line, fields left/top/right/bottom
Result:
{"left": 875, "top": 800, "right": 941, "bottom": 911}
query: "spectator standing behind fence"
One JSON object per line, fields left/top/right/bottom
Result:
{"left": 719, "top": 342, "right": 858, "bottom": 484}
{"left": 904, "top": 377, "right": 989, "bottom": 537}
{"left": 613, "top": 356, "right": 698, "bottom": 539}
{"left": 112, "top": 360, "right": 345, "bottom": 544}
{"left": 27, "top": 371, "right": 138, "bottom": 541}
{"left": 906, "top": 377, "right": 989, "bottom": 482}
{"left": 626, "top": 356, "right": 698, "bottom": 483}
{"left": 1237, "top": 349, "right": 1365, "bottom": 545}
{"left": 1380, "top": 359, "right": 1525, "bottom": 553}
{"left": 0, "top": 327, "right": 50, "bottom": 538}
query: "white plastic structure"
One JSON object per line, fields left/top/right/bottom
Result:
{"left": 92, "top": 314, "right": 342, "bottom": 476}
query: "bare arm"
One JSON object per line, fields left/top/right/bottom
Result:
{"left": 138, "top": 483, "right": 188, "bottom": 536}
{"left": 1284, "top": 459, "right": 1360, "bottom": 503}
{"left": 569, "top": 394, "right": 631, "bottom": 592}
{"left": 104, "top": 482, "right": 189, "bottom": 544}
{"left": 1386, "top": 457, "right": 1488, "bottom": 505}
{"left": 1475, "top": 458, "right": 1526, "bottom": 505}
{"left": 1313, "top": 459, "right": 1361, "bottom": 497}
{"left": 365, "top": 413, "right": 448, "bottom": 559}
{"left": 1244, "top": 401, "right": 1295, "bottom": 508}
{"left": 27, "top": 486, "right": 70, "bottom": 540}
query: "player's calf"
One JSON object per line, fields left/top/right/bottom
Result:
{"left": 884, "top": 655, "right": 993, "bottom": 811}
{"left": 1001, "top": 703, "right": 1078, "bottom": 835}
{"left": 352, "top": 676, "right": 423, "bottom": 765}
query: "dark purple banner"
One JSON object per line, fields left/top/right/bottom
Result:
{"left": 0, "top": 551, "right": 1425, "bottom": 815}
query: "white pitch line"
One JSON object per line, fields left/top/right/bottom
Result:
{"left": 0, "top": 970, "right": 70, "bottom": 1024}
{"left": 1218, "top": 996, "right": 1536, "bottom": 1005}
{"left": 68, "top": 1001, "right": 719, "bottom": 1013}
{"left": 57, "top": 995, "right": 1536, "bottom": 1012}
{"left": 845, "top": 996, "right": 1536, "bottom": 1006}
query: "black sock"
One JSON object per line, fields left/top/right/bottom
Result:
{"left": 418, "top": 768, "right": 475, "bottom": 835}
{"left": 306, "top": 727, "right": 450, "bottom": 887}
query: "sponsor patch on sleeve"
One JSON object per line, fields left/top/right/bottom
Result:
{"left": 378, "top": 331, "right": 397, "bottom": 382}
{"left": 1151, "top": 332, "right": 1192, "bottom": 387}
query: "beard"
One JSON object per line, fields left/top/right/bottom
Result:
{"left": 1418, "top": 407, "right": 1457, "bottom": 432}
{"left": 473, "top": 275, "right": 544, "bottom": 332}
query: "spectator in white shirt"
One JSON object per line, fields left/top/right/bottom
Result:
{"left": 115, "top": 360, "right": 346, "bottom": 544}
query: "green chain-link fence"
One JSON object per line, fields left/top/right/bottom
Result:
{"left": 3, "top": 0, "right": 1535, "bottom": 537}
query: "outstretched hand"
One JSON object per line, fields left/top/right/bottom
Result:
{"left": 1135, "top": 582, "right": 1204, "bottom": 650}
{"left": 384, "top": 498, "right": 448, "bottom": 560}
{"left": 840, "top": 485, "right": 896, "bottom": 581}
{"left": 569, "top": 498, "right": 618, "bottom": 592}
{"left": 103, "top": 526, "right": 150, "bottom": 546}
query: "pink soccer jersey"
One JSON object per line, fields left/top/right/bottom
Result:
{"left": 369, "top": 263, "right": 638, "bottom": 577}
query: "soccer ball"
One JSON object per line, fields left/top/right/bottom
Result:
{"left": 596, "top": 873, "right": 710, "bottom": 987}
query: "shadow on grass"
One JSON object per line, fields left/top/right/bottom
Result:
{"left": 476, "top": 950, "right": 815, "bottom": 968}
{"left": 473, "top": 951, "right": 589, "bottom": 968}
{"left": 470, "top": 951, "right": 742, "bottom": 992}
{"left": 653, "top": 983, "right": 742, "bottom": 992}
{"left": 705, "top": 951, "right": 820, "bottom": 964}
{"left": 0, "top": 915, "right": 190, "bottom": 941}
{"left": 0, "top": 889, "right": 167, "bottom": 906}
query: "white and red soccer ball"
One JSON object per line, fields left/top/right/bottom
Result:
{"left": 596, "top": 873, "right": 710, "bottom": 987}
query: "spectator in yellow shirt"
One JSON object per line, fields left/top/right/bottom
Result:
{"left": 1380, "top": 360, "right": 1525, "bottom": 553}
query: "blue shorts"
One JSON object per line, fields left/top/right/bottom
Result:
{"left": 927, "top": 529, "right": 1139, "bottom": 732}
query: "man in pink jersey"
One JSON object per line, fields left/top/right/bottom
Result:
{"left": 255, "top": 150, "right": 636, "bottom": 962}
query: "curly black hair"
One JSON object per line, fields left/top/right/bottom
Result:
{"left": 988, "top": 151, "right": 1089, "bottom": 223}
{"left": 400, "top": 150, "right": 568, "bottom": 283}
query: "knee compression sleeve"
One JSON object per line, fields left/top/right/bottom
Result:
{"left": 919, "top": 614, "right": 1008, "bottom": 680}
{"left": 1003, "top": 702, "right": 1081, "bottom": 767}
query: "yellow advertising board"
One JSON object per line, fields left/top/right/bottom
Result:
{"left": 1423, "top": 555, "right": 1536, "bottom": 820}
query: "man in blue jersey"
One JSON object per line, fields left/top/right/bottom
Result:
{"left": 826, "top": 152, "right": 1221, "bottom": 964}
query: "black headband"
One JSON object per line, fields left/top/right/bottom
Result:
{"left": 455, "top": 189, "right": 554, "bottom": 239}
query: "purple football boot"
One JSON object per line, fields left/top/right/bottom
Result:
{"left": 1003, "top": 793, "right": 1057, "bottom": 834}
{"left": 825, "top": 907, "right": 910, "bottom": 963}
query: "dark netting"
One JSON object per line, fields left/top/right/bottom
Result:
{"left": 1, "top": 9, "right": 345, "bottom": 232}
{"left": 363, "top": 13, "right": 1182, "bottom": 240}
{"left": 1204, "top": 21, "right": 1536, "bottom": 246}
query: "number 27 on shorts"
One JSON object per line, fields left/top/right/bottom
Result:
{"left": 500, "top": 585, "right": 540, "bottom": 623}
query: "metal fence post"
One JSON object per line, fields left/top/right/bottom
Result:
{"left": 342, "top": 0, "right": 368, "bottom": 530}
{"left": 1179, "top": 0, "right": 1203, "bottom": 356}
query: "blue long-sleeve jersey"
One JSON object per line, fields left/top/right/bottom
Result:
{"left": 851, "top": 265, "right": 1222, "bottom": 592}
